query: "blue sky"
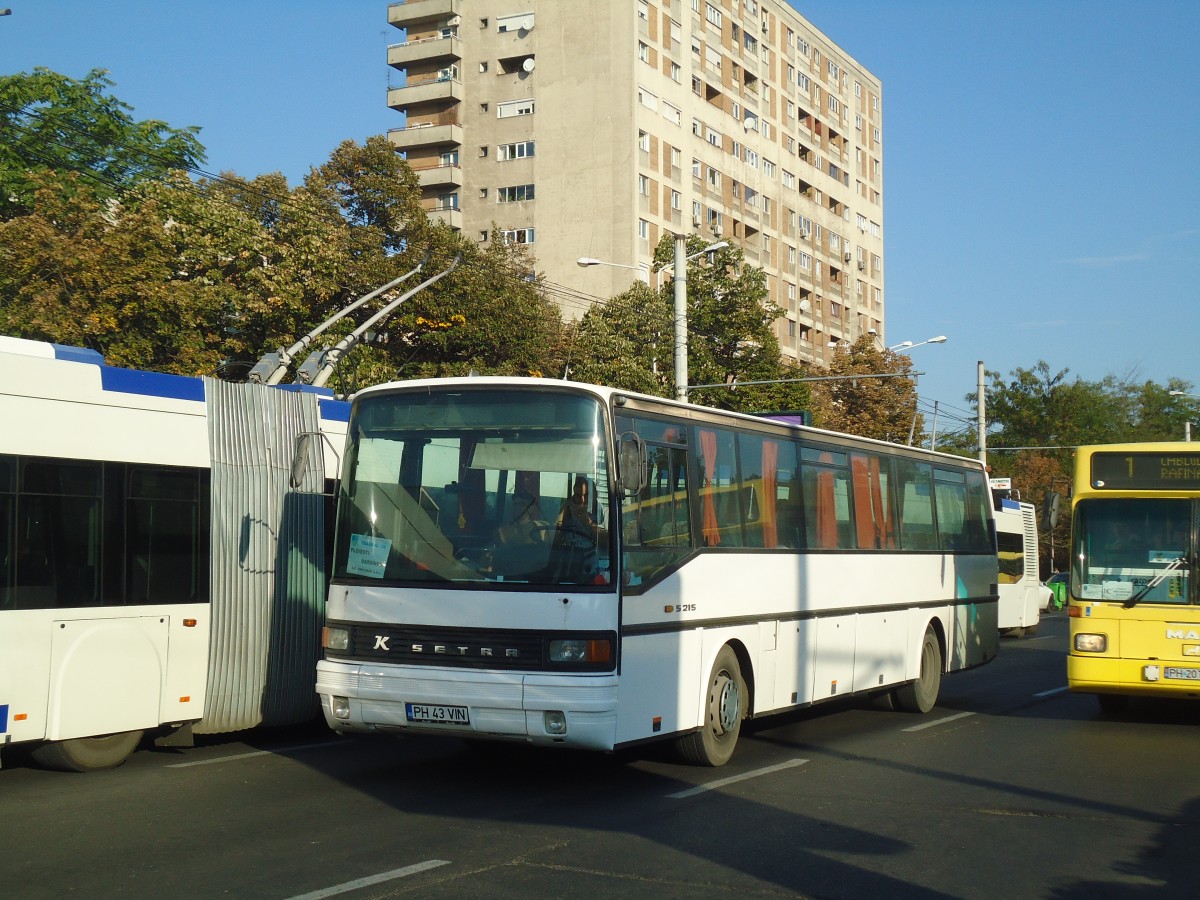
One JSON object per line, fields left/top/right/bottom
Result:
{"left": 3, "top": 1, "right": 1198, "bottom": 438}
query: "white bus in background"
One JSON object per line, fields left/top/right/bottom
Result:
{"left": 314, "top": 378, "right": 999, "bottom": 766}
{"left": 993, "top": 496, "right": 1050, "bottom": 636}
{"left": 0, "top": 335, "right": 348, "bottom": 771}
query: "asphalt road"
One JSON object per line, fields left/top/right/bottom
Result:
{"left": 4, "top": 612, "right": 1199, "bottom": 899}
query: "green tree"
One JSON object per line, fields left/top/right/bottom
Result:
{"left": 0, "top": 68, "right": 204, "bottom": 219}
{"left": 804, "top": 335, "right": 921, "bottom": 442}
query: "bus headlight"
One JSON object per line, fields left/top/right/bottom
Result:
{"left": 544, "top": 711, "right": 567, "bottom": 735}
{"left": 323, "top": 626, "right": 350, "bottom": 651}
{"left": 1074, "top": 633, "right": 1107, "bottom": 653}
{"left": 331, "top": 696, "right": 350, "bottom": 720}
{"left": 548, "top": 638, "right": 612, "bottom": 664}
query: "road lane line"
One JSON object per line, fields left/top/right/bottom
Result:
{"left": 902, "top": 711, "right": 975, "bottom": 732}
{"left": 667, "top": 758, "right": 808, "bottom": 799}
{"left": 1034, "top": 686, "right": 1070, "bottom": 698}
{"left": 286, "top": 860, "right": 451, "bottom": 900}
{"left": 165, "top": 740, "right": 346, "bottom": 768}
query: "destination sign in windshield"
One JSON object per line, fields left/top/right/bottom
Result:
{"left": 1091, "top": 452, "right": 1200, "bottom": 490}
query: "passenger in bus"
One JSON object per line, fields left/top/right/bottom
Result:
{"left": 551, "top": 476, "right": 607, "bottom": 581}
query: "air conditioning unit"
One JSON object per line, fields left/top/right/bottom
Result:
{"left": 447, "top": 15, "right": 461, "bottom": 26}
{"left": 844, "top": 251, "right": 852, "bottom": 262}
{"left": 857, "top": 261, "right": 865, "bottom": 271}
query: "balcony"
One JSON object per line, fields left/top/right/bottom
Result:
{"left": 387, "top": 75, "right": 463, "bottom": 113}
{"left": 429, "top": 204, "right": 462, "bottom": 230}
{"left": 388, "top": 122, "right": 463, "bottom": 152}
{"left": 388, "top": 34, "right": 461, "bottom": 70}
{"left": 414, "top": 164, "right": 463, "bottom": 190}
{"left": 388, "top": 0, "right": 460, "bottom": 29}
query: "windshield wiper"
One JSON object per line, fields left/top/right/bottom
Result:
{"left": 1123, "top": 556, "right": 1188, "bottom": 609}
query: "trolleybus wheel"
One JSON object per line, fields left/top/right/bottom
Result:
{"left": 30, "top": 730, "right": 144, "bottom": 772}
{"left": 894, "top": 626, "right": 942, "bottom": 714}
{"left": 676, "top": 645, "right": 746, "bottom": 767}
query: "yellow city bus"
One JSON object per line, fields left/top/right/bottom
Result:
{"left": 1067, "top": 443, "right": 1199, "bottom": 711}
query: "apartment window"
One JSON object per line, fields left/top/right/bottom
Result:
{"left": 745, "top": 148, "right": 758, "bottom": 168}
{"left": 671, "top": 20, "right": 682, "bottom": 45}
{"left": 479, "top": 61, "right": 488, "bottom": 73}
{"left": 639, "top": 174, "right": 650, "bottom": 196}
{"left": 638, "top": 130, "right": 651, "bottom": 152}
{"left": 798, "top": 252, "right": 812, "bottom": 270}
{"left": 638, "top": 86, "right": 658, "bottom": 111}
{"left": 497, "top": 99, "right": 535, "bottom": 118}
{"left": 705, "top": 3, "right": 722, "bottom": 29}
{"left": 663, "top": 102, "right": 681, "bottom": 126}
{"left": 706, "top": 127, "right": 722, "bottom": 148}
{"left": 828, "top": 95, "right": 840, "bottom": 115}
{"left": 782, "top": 170, "right": 795, "bottom": 190}
{"left": 763, "top": 159, "right": 776, "bottom": 178}
{"left": 497, "top": 141, "right": 535, "bottom": 160}
{"left": 479, "top": 145, "right": 488, "bottom": 158}
{"left": 500, "top": 228, "right": 535, "bottom": 244}
{"left": 497, "top": 184, "right": 535, "bottom": 203}
{"left": 637, "top": 0, "right": 649, "bottom": 21}
{"left": 638, "top": 42, "right": 650, "bottom": 63}
{"left": 671, "top": 190, "right": 682, "bottom": 210}
{"left": 479, "top": 188, "right": 488, "bottom": 199}
{"left": 638, "top": 219, "right": 650, "bottom": 239}
{"left": 798, "top": 73, "right": 810, "bottom": 93}
{"left": 692, "top": 117, "right": 703, "bottom": 137}
{"left": 854, "top": 81, "right": 862, "bottom": 98}
{"left": 873, "top": 127, "right": 881, "bottom": 143}
{"left": 670, "top": 62, "right": 682, "bottom": 83}
{"left": 670, "top": 146, "right": 681, "bottom": 168}
{"left": 692, "top": 158, "right": 702, "bottom": 178}
{"left": 497, "top": 13, "right": 534, "bottom": 33}
{"left": 797, "top": 38, "right": 810, "bottom": 57}
{"left": 692, "top": 75, "right": 702, "bottom": 96}
{"left": 707, "top": 166, "right": 721, "bottom": 189}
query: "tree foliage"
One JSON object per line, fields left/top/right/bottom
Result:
{"left": 802, "top": 335, "right": 920, "bottom": 442}
{"left": 0, "top": 68, "right": 205, "bottom": 219}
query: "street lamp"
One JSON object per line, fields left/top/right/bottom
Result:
{"left": 657, "top": 240, "right": 728, "bottom": 274}
{"left": 890, "top": 335, "right": 947, "bottom": 352}
{"left": 576, "top": 257, "right": 643, "bottom": 271}
{"left": 1169, "top": 390, "right": 1199, "bottom": 441}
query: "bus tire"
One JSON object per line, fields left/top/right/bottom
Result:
{"left": 676, "top": 645, "right": 746, "bottom": 767}
{"left": 30, "top": 730, "right": 144, "bottom": 772}
{"left": 894, "top": 627, "right": 942, "bottom": 714}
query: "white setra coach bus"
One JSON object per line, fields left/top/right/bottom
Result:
{"left": 0, "top": 335, "right": 347, "bottom": 771}
{"left": 314, "top": 378, "right": 999, "bottom": 765}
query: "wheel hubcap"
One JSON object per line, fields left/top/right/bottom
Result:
{"left": 714, "top": 672, "right": 739, "bottom": 734}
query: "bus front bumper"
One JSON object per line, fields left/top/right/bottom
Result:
{"left": 1068, "top": 655, "right": 1200, "bottom": 697}
{"left": 316, "top": 659, "right": 619, "bottom": 750}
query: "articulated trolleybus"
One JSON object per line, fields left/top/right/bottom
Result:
{"left": 0, "top": 336, "right": 347, "bottom": 771}
{"left": 316, "top": 378, "right": 998, "bottom": 765}
{"left": 1067, "top": 443, "right": 1200, "bottom": 711}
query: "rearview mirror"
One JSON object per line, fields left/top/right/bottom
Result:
{"left": 617, "top": 432, "right": 648, "bottom": 498}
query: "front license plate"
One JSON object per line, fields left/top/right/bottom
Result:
{"left": 1163, "top": 667, "right": 1200, "bottom": 681}
{"left": 406, "top": 702, "right": 470, "bottom": 725}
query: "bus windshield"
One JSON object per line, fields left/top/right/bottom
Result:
{"left": 332, "top": 388, "right": 613, "bottom": 588}
{"left": 1072, "top": 498, "right": 1193, "bottom": 605}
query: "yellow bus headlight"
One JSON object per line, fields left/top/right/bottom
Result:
{"left": 1074, "top": 633, "right": 1107, "bottom": 653}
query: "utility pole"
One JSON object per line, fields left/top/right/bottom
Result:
{"left": 977, "top": 360, "right": 987, "bottom": 467}
{"left": 673, "top": 233, "right": 688, "bottom": 402}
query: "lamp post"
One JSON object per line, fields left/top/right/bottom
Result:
{"left": 578, "top": 238, "right": 726, "bottom": 402}
{"left": 1168, "top": 390, "right": 1199, "bottom": 441}
{"left": 889, "top": 335, "right": 947, "bottom": 352}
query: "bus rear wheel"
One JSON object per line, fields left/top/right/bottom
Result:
{"left": 676, "top": 645, "right": 746, "bottom": 767}
{"left": 894, "top": 627, "right": 942, "bottom": 713}
{"left": 30, "top": 730, "right": 144, "bottom": 772}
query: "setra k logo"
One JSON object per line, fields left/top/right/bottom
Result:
{"left": 373, "top": 635, "right": 390, "bottom": 651}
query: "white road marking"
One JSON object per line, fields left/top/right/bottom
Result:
{"left": 286, "top": 860, "right": 451, "bottom": 899}
{"left": 1034, "top": 686, "right": 1070, "bottom": 698}
{"left": 902, "top": 711, "right": 975, "bottom": 732}
{"left": 667, "top": 758, "right": 808, "bottom": 799}
{"left": 165, "top": 740, "right": 346, "bottom": 768}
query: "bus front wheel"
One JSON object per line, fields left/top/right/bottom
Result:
{"left": 30, "top": 730, "right": 144, "bottom": 772}
{"left": 676, "top": 645, "right": 746, "bottom": 767}
{"left": 894, "top": 627, "right": 942, "bottom": 713}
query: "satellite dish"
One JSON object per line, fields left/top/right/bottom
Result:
{"left": 522, "top": 57, "right": 536, "bottom": 72}
{"left": 798, "top": 299, "right": 811, "bottom": 313}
